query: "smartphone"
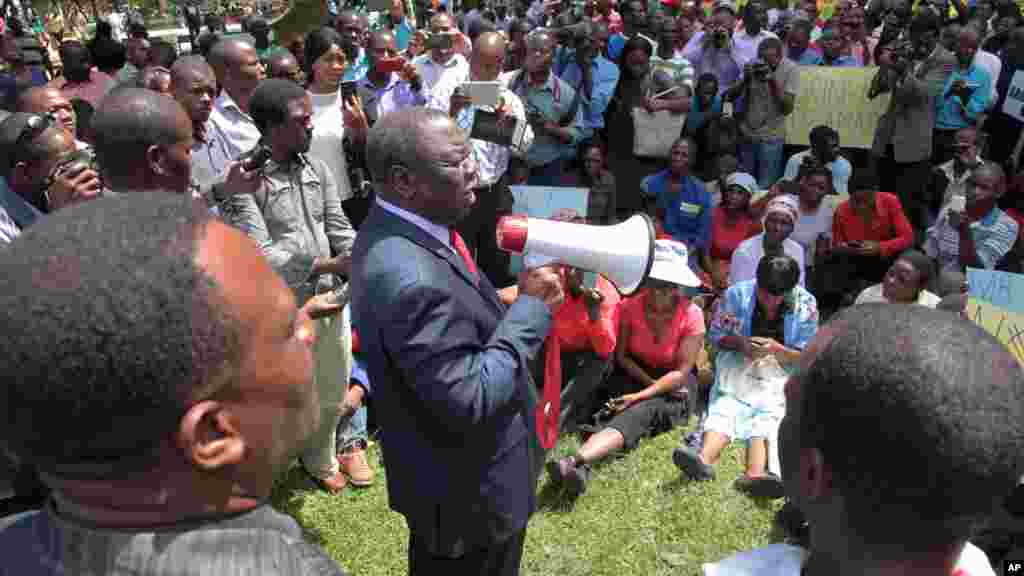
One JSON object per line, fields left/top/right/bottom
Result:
{"left": 377, "top": 57, "right": 405, "bottom": 75}
{"left": 461, "top": 80, "right": 501, "bottom": 108}
{"left": 339, "top": 79, "right": 358, "bottom": 101}
{"left": 240, "top": 144, "right": 272, "bottom": 172}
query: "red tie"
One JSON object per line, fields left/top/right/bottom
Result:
{"left": 450, "top": 229, "right": 478, "bottom": 279}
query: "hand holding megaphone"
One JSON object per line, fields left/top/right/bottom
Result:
{"left": 517, "top": 265, "right": 564, "bottom": 312}
{"left": 497, "top": 213, "right": 656, "bottom": 296}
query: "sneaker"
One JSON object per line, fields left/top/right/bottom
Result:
{"left": 734, "top": 473, "right": 785, "bottom": 499}
{"left": 339, "top": 446, "right": 374, "bottom": 487}
{"left": 672, "top": 446, "right": 715, "bottom": 481}
{"left": 545, "top": 457, "right": 590, "bottom": 497}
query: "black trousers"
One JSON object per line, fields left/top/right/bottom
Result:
{"left": 876, "top": 154, "right": 932, "bottom": 234}
{"left": 457, "top": 176, "right": 513, "bottom": 288}
{"left": 408, "top": 528, "right": 527, "bottom": 576}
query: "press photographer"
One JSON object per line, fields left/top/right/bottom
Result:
{"left": 682, "top": 0, "right": 749, "bottom": 93}
{"left": 723, "top": 36, "right": 798, "bottom": 188}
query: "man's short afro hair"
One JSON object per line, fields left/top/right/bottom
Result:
{"left": 0, "top": 193, "right": 242, "bottom": 480}
{"left": 798, "top": 304, "right": 1024, "bottom": 551}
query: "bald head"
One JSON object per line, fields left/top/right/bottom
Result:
{"left": 431, "top": 12, "right": 455, "bottom": 30}
{"left": 92, "top": 88, "right": 192, "bottom": 192}
{"left": 474, "top": 31, "right": 505, "bottom": 57}
{"left": 471, "top": 32, "right": 506, "bottom": 81}
{"left": 208, "top": 38, "right": 253, "bottom": 76}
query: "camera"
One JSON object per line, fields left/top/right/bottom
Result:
{"left": 752, "top": 59, "right": 771, "bottom": 82}
{"left": 713, "top": 29, "right": 729, "bottom": 48}
{"left": 240, "top": 144, "right": 273, "bottom": 172}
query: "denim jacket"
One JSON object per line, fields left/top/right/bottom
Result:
{"left": 709, "top": 280, "right": 819, "bottom": 396}
{"left": 223, "top": 154, "right": 356, "bottom": 304}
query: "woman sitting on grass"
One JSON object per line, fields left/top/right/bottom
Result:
{"left": 854, "top": 249, "right": 940, "bottom": 307}
{"left": 673, "top": 255, "right": 818, "bottom": 499}
{"left": 546, "top": 240, "right": 705, "bottom": 498}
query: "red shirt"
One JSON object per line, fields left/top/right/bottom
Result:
{"left": 832, "top": 192, "right": 914, "bottom": 258}
{"left": 709, "top": 206, "right": 762, "bottom": 261}
{"left": 552, "top": 273, "right": 620, "bottom": 358}
{"left": 620, "top": 290, "right": 705, "bottom": 370}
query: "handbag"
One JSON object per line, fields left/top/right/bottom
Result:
{"left": 631, "top": 106, "right": 687, "bottom": 159}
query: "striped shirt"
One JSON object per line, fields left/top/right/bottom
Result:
{"left": 925, "top": 206, "right": 1019, "bottom": 273}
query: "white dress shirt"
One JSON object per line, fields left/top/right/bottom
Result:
{"left": 414, "top": 53, "right": 471, "bottom": 112}
{"left": 377, "top": 196, "right": 454, "bottom": 253}
{"left": 208, "top": 91, "right": 262, "bottom": 162}
{"left": 453, "top": 85, "right": 535, "bottom": 187}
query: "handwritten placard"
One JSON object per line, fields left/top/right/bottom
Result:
{"left": 966, "top": 268, "right": 1024, "bottom": 365}
{"left": 784, "top": 67, "right": 891, "bottom": 149}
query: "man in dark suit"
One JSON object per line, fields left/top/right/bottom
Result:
{"left": 351, "top": 107, "right": 564, "bottom": 576}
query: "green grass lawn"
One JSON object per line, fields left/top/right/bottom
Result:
{"left": 271, "top": 422, "right": 786, "bottom": 576}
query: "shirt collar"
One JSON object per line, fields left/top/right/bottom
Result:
{"left": 376, "top": 196, "right": 452, "bottom": 249}
{"left": 215, "top": 91, "right": 249, "bottom": 118}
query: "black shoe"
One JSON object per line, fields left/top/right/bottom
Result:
{"left": 734, "top": 473, "right": 785, "bottom": 499}
{"left": 672, "top": 446, "right": 715, "bottom": 481}
{"left": 775, "top": 500, "right": 810, "bottom": 545}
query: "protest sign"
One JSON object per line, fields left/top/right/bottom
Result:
{"left": 784, "top": 66, "right": 891, "bottom": 149}
{"left": 1002, "top": 70, "right": 1024, "bottom": 122}
{"left": 507, "top": 186, "right": 589, "bottom": 274}
{"left": 966, "top": 268, "right": 1024, "bottom": 366}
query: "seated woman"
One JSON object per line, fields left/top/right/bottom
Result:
{"left": 854, "top": 249, "right": 941, "bottom": 307}
{"left": 562, "top": 141, "right": 618, "bottom": 225}
{"left": 825, "top": 170, "right": 914, "bottom": 298}
{"left": 788, "top": 161, "right": 835, "bottom": 275}
{"left": 701, "top": 172, "right": 763, "bottom": 294}
{"left": 546, "top": 240, "right": 705, "bottom": 498}
{"left": 673, "top": 255, "right": 818, "bottom": 499}
{"left": 730, "top": 195, "right": 806, "bottom": 287}
{"left": 642, "top": 137, "right": 711, "bottom": 269}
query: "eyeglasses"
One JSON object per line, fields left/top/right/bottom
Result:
{"left": 15, "top": 113, "right": 54, "bottom": 149}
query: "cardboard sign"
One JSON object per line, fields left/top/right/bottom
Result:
{"left": 784, "top": 66, "right": 891, "bottom": 149}
{"left": 1001, "top": 70, "right": 1024, "bottom": 123}
{"left": 966, "top": 268, "right": 1024, "bottom": 366}
{"left": 508, "top": 186, "right": 589, "bottom": 274}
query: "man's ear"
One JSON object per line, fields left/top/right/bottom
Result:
{"left": 178, "top": 401, "right": 246, "bottom": 472}
{"left": 10, "top": 160, "right": 32, "bottom": 192}
{"left": 146, "top": 144, "right": 170, "bottom": 177}
{"left": 799, "top": 446, "right": 833, "bottom": 501}
{"left": 390, "top": 164, "right": 416, "bottom": 201}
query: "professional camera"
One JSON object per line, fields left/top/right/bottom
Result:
{"left": 752, "top": 59, "right": 772, "bottom": 82}
{"left": 713, "top": 29, "right": 729, "bottom": 48}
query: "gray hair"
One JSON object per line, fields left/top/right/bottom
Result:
{"left": 365, "top": 107, "right": 450, "bottom": 191}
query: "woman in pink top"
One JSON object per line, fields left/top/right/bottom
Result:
{"left": 546, "top": 240, "right": 706, "bottom": 498}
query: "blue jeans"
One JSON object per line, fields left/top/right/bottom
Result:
{"left": 337, "top": 405, "right": 368, "bottom": 452}
{"left": 739, "top": 138, "right": 785, "bottom": 190}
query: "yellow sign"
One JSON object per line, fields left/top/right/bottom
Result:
{"left": 966, "top": 268, "right": 1024, "bottom": 366}
{"left": 785, "top": 66, "right": 891, "bottom": 150}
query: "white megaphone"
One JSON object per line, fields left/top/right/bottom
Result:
{"left": 496, "top": 213, "right": 656, "bottom": 295}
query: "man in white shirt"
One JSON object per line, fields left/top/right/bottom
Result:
{"left": 416, "top": 13, "right": 471, "bottom": 111}
{"left": 207, "top": 38, "right": 266, "bottom": 161}
{"left": 448, "top": 32, "right": 534, "bottom": 286}
{"left": 704, "top": 305, "right": 1021, "bottom": 576}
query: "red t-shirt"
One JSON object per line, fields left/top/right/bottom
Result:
{"left": 552, "top": 274, "right": 621, "bottom": 358}
{"left": 832, "top": 192, "right": 914, "bottom": 258}
{"left": 620, "top": 290, "right": 705, "bottom": 371}
{"left": 709, "top": 206, "right": 762, "bottom": 262}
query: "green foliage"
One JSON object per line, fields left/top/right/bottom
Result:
{"left": 271, "top": 423, "right": 785, "bottom": 576}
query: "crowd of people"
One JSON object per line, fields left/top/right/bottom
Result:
{"left": 1, "top": 0, "right": 1024, "bottom": 573}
